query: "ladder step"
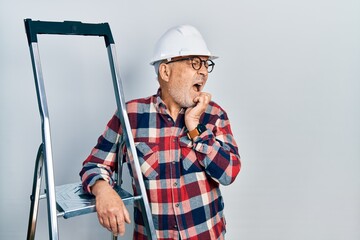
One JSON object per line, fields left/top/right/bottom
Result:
{"left": 55, "top": 182, "right": 135, "bottom": 219}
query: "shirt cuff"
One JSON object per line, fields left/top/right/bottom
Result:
{"left": 87, "top": 174, "right": 115, "bottom": 194}
{"left": 192, "top": 129, "right": 214, "bottom": 155}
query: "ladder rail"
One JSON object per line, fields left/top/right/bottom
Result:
{"left": 107, "top": 44, "right": 157, "bottom": 239}
{"left": 27, "top": 41, "right": 60, "bottom": 240}
{"left": 27, "top": 144, "right": 44, "bottom": 240}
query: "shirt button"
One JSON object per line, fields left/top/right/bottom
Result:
{"left": 175, "top": 203, "right": 179, "bottom": 207}
{"left": 174, "top": 225, "right": 178, "bottom": 229}
{"left": 173, "top": 182, "right": 178, "bottom": 187}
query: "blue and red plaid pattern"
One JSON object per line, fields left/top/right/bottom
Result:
{"left": 80, "top": 90, "right": 241, "bottom": 240}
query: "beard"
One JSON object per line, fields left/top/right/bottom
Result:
{"left": 167, "top": 86, "right": 196, "bottom": 108}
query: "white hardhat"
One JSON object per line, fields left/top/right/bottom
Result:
{"left": 150, "top": 24, "right": 218, "bottom": 65}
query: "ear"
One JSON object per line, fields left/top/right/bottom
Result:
{"left": 159, "top": 63, "right": 170, "bottom": 82}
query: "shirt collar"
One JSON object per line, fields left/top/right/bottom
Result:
{"left": 154, "top": 88, "right": 167, "bottom": 115}
{"left": 153, "top": 88, "right": 185, "bottom": 116}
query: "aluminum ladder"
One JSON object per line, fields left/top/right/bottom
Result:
{"left": 24, "top": 19, "right": 157, "bottom": 240}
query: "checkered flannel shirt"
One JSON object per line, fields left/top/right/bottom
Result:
{"left": 80, "top": 90, "right": 241, "bottom": 240}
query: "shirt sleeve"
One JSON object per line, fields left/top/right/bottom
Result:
{"left": 79, "top": 113, "right": 122, "bottom": 194}
{"left": 192, "top": 105, "right": 241, "bottom": 186}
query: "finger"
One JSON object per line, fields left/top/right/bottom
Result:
{"left": 199, "top": 93, "right": 206, "bottom": 98}
{"left": 202, "top": 93, "right": 211, "bottom": 102}
{"left": 109, "top": 217, "right": 119, "bottom": 235}
{"left": 98, "top": 214, "right": 110, "bottom": 230}
{"left": 98, "top": 215, "right": 104, "bottom": 226}
{"left": 197, "top": 95, "right": 209, "bottom": 106}
{"left": 193, "top": 96, "right": 200, "bottom": 104}
{"left": 102, "top": 217, "right": 111, "bottom": 232}
{"left": 116, "top": 215, "right": 126, "bottom": 236}
{"left": 207, "top": 93, "right": 211, "bottom": 100}
{"left": 123, "top": 207, "right": 131, "bottom": 224}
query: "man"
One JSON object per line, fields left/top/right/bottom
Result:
{"left": 80, "top": 24, "right": 241, "bottom": 240}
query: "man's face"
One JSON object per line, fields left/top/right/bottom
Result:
{"left": 166, "top": 56, "right": 209, "bottom": 108}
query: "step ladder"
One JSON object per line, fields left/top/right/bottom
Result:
{"left": 24, "top": 19, "right": 157, "bottom": 240}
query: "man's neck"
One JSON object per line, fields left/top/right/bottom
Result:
{"left": 160, "top": 90, "right": 182, "bottom": 121}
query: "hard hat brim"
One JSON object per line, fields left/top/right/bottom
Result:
{"left": 150, "top": 54, "right": 218, "bottom": 65}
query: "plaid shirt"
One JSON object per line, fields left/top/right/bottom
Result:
{"left": 80, "top": 90, "right": 241, "bottom": 240}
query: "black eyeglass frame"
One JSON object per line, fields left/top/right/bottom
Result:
{"left": 165, "top": 56, "right": 215, "bottom": 73}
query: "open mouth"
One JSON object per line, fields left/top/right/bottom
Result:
{"left": 193, "top": 83, "right": 203, "bottom": 92}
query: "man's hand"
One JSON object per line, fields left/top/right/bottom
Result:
{"left": 185, "top": 92, "right": 212, "bottom": 131}
{"left": 91, "top": 180, "right": 131, "bottom": 236}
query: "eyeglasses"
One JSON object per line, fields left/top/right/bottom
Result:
{"left": 165, "top": 56, "right": 215, "bottom": 73}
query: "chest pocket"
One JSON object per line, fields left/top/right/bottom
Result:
{"left": 135, "top": 142, "right": 159, "bottom": 180}
{"left": 179, "top": 137, "right": 203, "bottom": 172}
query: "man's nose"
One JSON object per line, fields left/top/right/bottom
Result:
{"left": 197, "top": 63, "right": 208, "bottom": 75}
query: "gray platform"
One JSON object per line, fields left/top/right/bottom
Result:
{"left": 55, "top": 182, "right": 134, "bottom": 219}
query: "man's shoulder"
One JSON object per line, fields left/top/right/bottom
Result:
{"left": 126, "top": 94, "right": 155, "bottom": 105}
{"left": 125, "top": 94, "right": 156, "bottom": 113}
{"left": 208, "top": 100, "right": 226, "bottom": 113}
{"left": 205, "top": 100, "right": 231, "bottom": 120}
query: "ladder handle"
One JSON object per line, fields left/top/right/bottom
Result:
{"left": 24, "top": 18, "right": 114, "bottom": 46}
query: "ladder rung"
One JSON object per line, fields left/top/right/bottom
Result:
{"left": 55, "top": 182, "right": 134, "bottom": 219}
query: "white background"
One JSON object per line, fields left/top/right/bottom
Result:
{"left": 0, "top": 0, "right": 359, "bottom": 239}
